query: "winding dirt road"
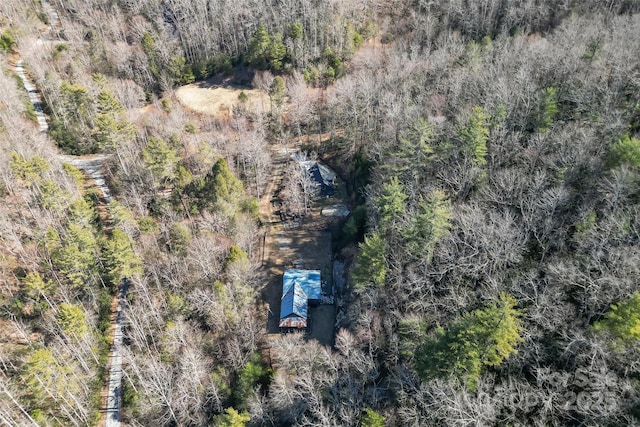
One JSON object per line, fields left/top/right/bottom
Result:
{"left": 14, "top": 6, "right": 126, "bottom": 424}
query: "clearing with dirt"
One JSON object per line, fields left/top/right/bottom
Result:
{"left": 258, "top": 144, "right": 348, "bottom": 346}
{"left": 175, "top": 81, "right": 270, "bottom": 119}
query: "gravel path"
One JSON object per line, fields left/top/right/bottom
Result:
{"left": 15, "top": 60, "right": 48, "bottom": 133}
{"left": 15, "top": 21, "right": 125, "bottom": 424}
{"left": 104, "top": 280, "right": 128, "bottom": 426}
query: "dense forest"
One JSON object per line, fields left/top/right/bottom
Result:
{"left": 1, "top": 0, "right": 640, "bottom": 426}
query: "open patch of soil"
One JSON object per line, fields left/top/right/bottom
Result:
{"left": 175, "top": 82, "right": 270, "bottom": 119}
{"left": 262, "top": 228, "right": 334, "bottom": 343}
{"left": 259, "top": 146, "right": 348, "bottom": 347}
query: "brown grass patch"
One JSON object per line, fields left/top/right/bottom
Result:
{"left": 175, "top": 84, "right": 270, "bottom": 119}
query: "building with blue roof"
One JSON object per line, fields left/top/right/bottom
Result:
{"left": 279, "top": 269, "right": 321, "bottom": 329}
{"left": 279, "top": 282, "right": 308, "bottom": 328}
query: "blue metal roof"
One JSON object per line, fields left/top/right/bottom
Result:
{"left": 280, "top": 281, "right": 308, "bottom": 319}
{"left": 283, "top": 270, "right": 321, "bottom": 300}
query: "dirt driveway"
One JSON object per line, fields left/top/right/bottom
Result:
{"left": 259, "top": 146, "right": 345, "bottom": 346}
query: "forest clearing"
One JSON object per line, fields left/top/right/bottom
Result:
{"left": 257, "top": 144, "right": 345, "bottom": 346}
{"left": 175, "top": 82, "right": 269, "bottom": 119}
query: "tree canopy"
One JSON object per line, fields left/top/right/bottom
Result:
{"left": 594, "top": 292, "right": 640, "bottom": 349}
{"left": 417, "top": 293, "right": 524, "bottom": 390}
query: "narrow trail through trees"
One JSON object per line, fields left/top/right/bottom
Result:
{"left": 14, "top": 14, "right": 126, "bottom": 426}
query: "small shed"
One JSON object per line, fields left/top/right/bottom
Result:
{"left": 308, "top": 163, "right": 336, "bottom": 196}
{"left": 290, "top": 153, "right": 337, "bottom": 197}
{"left": 279, "top": 269, "right": 322, "bottom": 329}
